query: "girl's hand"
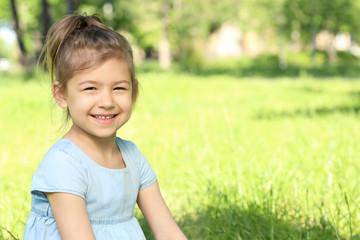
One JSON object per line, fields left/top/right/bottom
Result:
{"left": 46, "top": 192, "right": 96, "bottom": 240}
{"left": 137, "top": 181, "right": 187, "bottom": 240}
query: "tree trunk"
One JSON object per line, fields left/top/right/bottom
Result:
{"left": 66, "top": 0, "right": 80, "bottom": 15}
{"left": 159, "top": 1, "right": 171, "bottom": 69}
{"left": 10, "top": 0, "right": 32, "bottom": 75}
{"left": 278, "top": 38, "right": 287, "bottom": 70}
{"left": 310, "top": 0, "right": 318, "bottom": 67}
{"left": 325, "top": 34, "right": 337, "bottom": 64}
{"left": 41, "top": 0, "right": 51, "bottom": 41}
{"left": 310, "top": 34, "right": 317, "bottom": 67}
{"left": 36, "top": 0, "right": 52, "bottom": 63}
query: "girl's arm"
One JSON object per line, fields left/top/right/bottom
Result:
{"left": 46, "top": 192, "right": 96, "bottom": 240}
{"left": 137, "top": 181, "right": 187, "bottom": 240}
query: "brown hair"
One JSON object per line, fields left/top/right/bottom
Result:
{"left": 42, "top": 13, "right": 137, "bottom": 100}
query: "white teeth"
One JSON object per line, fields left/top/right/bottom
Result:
{"left": 94, "top": 115, "right": 114, "bottom": 120}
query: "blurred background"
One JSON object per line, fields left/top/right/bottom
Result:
{"left": 1, "top": 1, "right": 360, "bottom": 239}
{"left": 1, "top": 0, "right": 360, "bottom": 76}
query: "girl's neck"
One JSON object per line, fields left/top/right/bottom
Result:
{"left": 63, "top": 125, "right": 120, "bottom": 164}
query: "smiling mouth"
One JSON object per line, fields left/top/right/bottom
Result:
{"left": 91, "top": 114, "right": 117, "bottom": 120}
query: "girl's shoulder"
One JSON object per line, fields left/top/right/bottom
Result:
{"left": 35, "top": 138, "right": 90, "bottom": 180}
{"left": 116, "top": 137, "right": 157, "bottom": 190}
{"left": 49, "top": 138, "right": 77, "bottom": 151}
{"left": 31, "top": 139, "right": 89, "bottom": 200}
{"left": 116, "top": 137, "right": 144, "bottom": 160}
{"left": 43, "top": 138, "right": 84, "bottom": 163}
{"left": 116, "top": 137, "right": 136, "bottom": 148}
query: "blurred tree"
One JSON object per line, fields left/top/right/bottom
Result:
{"left": 41, "top": 0, "right": 51, "bottom": 41}
{"left": 66, "top": 0, "right": 81, "bottom": 14}
{"left": 238, "top": 0, "right": 286, "bottom": 67}
{"left": 1, "top": 0, "right": 66, "bottom": 72}
{"left": 93, "top": 0, "right": 240, "bottom": 71}
{"left": 10, "top": 0, "right": 32, "bottom": 74}
{"left": 0, "top": 1, "right": 14, "bottom": 60}
{"left": 0, "top": 0, "right": 243, "bottom": 72}
{"left": 0, "top": 0, "right": 11, "bottom": 20}
{"left": 159, "top": 0, "right": 171, "bottom": 69}
{"left": 169, "top": 0, "right": 239, "bottom": 71}
{"left": 238, "top": 0, "right": 285, "bottom": 35}
{"left": 39, "top": 0, "right": 52, "bottom": 61}
{"left": 5, "top": 0, "right": 359, "bottom": 74}
{"left": 283, "top": 0, "right": 360, "bottom": 64}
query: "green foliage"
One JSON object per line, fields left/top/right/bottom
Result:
{"left": 3, "top": 0, "right": 360, "bottom": 73}
{"left": 0, "top": 0, "right": 66, "bottom": 62}
{"left": 283, "top": 0, "right": 360, "bottom": 42}
{"left": 1, "top": 71, "right": 360, "bottom": 239}
{"left": 239, "top": 0, "right": 285, "bottom": 33}
{"left": 0, "top": 1, "right": 11, "bottom": 20}
{"left": 200, "top": 52, "right": 360, "bottom": 77}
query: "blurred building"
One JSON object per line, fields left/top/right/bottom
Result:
{"left": 205, "top": 22, "right": 359, "bottom": 60}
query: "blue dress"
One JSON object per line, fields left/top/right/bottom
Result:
{"left": 24, "top": 137, "right": 157, "bottom": 240}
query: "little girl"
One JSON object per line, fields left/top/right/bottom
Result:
{"left": 24, "top": 13, "right": 187, "bottom": 240}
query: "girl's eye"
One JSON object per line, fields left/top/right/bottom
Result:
{"left": 85, "top": 87, "right": 96, "bottom": 91}
{"left": 114, "top": 87, "right": 126, "bottom": 91}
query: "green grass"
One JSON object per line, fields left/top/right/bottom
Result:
{"left": 195, "top": 51, "right": 360, "bottom": 78}
{"left": 1, "top": 71, "right": 360, "bottom": 239}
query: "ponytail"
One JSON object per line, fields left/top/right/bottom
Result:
{"left": 41, "top": 13, "right": 135, "bottom": 90}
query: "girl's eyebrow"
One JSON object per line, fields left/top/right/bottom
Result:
{"left": 78, "top": 80, "right": 97, "bottom": 86}
{"left": 78, "top": 80, "right": 130, "bottom": 86}
{"left": 114, "top": 80, "right": 130, "bottom": 85}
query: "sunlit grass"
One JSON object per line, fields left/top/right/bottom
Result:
{"left": 1, "top": 72, "right": 360, "bottom": 239}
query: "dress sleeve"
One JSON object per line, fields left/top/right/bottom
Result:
{"left": 128, "top": 142, "right": 157, "bottom": 190}
{"left": 30, "top": 147, "right": 88, "bottom": 201}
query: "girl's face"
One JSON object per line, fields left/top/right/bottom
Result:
{"left": 53, "top": 58, "right": 135, "bottom": 141}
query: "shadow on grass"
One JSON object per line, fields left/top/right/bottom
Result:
{"left": 255, "top": 105, "right": 360, "bottom": 120}
{"left": 137, "top": 182, "right": 348, "bottom": 240}
{"left": 253, "top": 85, "right": 360, "bottom": 120}
{"left": 195, "top": 64, "right": 360, "bottom": 79}
{"left": 138, "top": 199, "right": 341, "bottom": 240}
{"left": 180, "top": 52, "right": 360, "bottom": 78}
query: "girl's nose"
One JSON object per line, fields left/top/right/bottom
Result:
{"left": 98, "top": 91, "right": 114, "bottom": 109}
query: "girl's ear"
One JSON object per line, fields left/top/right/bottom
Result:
{"left": 52, "top": 81, "right": 67, "bottom": 108}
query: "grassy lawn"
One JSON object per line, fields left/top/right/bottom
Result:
{"left": 0, "top": 71, "right": 359, "bottom": 239}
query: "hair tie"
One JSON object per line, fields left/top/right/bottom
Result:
{"left": 76, "top": 19, "right": 92, "bottom": 30}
